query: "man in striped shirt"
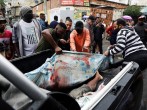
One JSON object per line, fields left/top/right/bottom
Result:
{"left": 104, "top": 18, "right": 147, "bottom": 70}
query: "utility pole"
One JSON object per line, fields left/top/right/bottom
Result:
{"left": 43, "top": 0, "right": 48, "bottom": 20}
{"left": 128, "top": 0, "right": 132, "bottom": 5}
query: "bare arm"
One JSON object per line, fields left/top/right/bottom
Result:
{"left": 70, "top": 30, "right": 76, "bottom": 51}
{"left": 42, "top": 29, "right": 62, "bottom": 54}
{"left": 13, "top": 43, "right": 21, "bottom": 57}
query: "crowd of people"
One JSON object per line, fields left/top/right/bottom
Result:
{"left": 1, "top": 6, "right": 147, "bottom": 106}
{"left": 1, "top": 6, "right": 147, "bottom": 71}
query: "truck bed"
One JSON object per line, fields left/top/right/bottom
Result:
{"left": 10, "top": 50, "right": 144, "bottom": 110}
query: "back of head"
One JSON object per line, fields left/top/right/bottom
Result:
{"left": 54, "top": 16, "right": 58, "bottom": 21}
{"left": 58, "top": 22, "right": 67, "bottom": 30}
{"left": 20, "top": 6, "right": 32, "bottom": 18}
{"left": 116, "top": 18, "right": 126, "bottom": 26}
{"left": 75, "top": 21, "right": 84, "bottom": 34}
{"left": 88, "top": 15, "right": 95, "bottom": 21}
{"left": 75, "top": 21, "right": 83, "bottom": 29}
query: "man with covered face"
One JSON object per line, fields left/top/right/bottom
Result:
{"left": 70, "top": 21, "right": 91, "bottom": 52}
{"left": 12, "top": 6, "right": 42, "bottom": 57}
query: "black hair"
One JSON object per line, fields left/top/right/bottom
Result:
{"left": 58, "top": 22, "right": 67, "bottom": 30}
{"left": 66, "top": 17, "right": 70, "bottom": 20}
{"left": 40, "top": 13, "right": 45, "bottom": 16}
{"left": 75, "top": 21, "right": 83, "bottom": 34}
{"left": 75, "top": 21, "right": 83, "bottom": 29}
{"left": 116, "top": 18, "right": 126, "bottom": 26}
{"left": 65, "top": 18, "right": 72, "bottom": 22}
{"left": 54, "top": 15, "right": 58, "bottom": 21}
{"left": 96, "top": 17, "right": 100, "bottom": 19}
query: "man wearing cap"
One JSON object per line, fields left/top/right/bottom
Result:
{"left": 134, "top": 15, "right": 147, "bottom": 46}
{"left": 84, "top": 15, "right": 95, "bottom": 53}
{"left": 12, "top": 6, "right": 42, "bottom": 57}
{"left": 0, "top": 15, "right": 14, "bottom": 60}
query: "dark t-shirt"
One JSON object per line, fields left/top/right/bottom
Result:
{"left": 35, "top": 28, "right": 60, "bottom": 52}
{"left": 49, "top": 21, "right": 58, "bottom": 29}
{"left": 134, "top": 23, "right": 147, "bottom": 41}
{"left": 58, "top": 30, "right": 71, "bottom": 51}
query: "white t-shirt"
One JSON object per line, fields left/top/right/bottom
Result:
{"left": 19, "top": 20, "right": 41, "bottom": 56}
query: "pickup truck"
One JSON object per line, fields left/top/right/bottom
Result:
{"left": 0, "top": 49, "right": 146, "bottom": 110}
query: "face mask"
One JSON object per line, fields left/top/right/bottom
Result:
{"left": 0, "top": 28, "right": 4, "bottom": 33}
{"left": 76, "top": 28, "right": 83, "bottom": 34}
{"left": 24, "top": 13, "right": 33, "bottom": 21}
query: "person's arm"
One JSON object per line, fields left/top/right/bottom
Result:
{"left": 106, "top": 26, "right": 112, "bottom": 35}
{"left": 13, "top": 43, "right": 21, "bottom": 57}
{"left": 70, "top": 31, "right": 76, "bottom": 51}
{"left": 104, "top": 32, "right": 126, "bottom": 56}
{"left": 83, "top": 29, "right": 91, "bottom": 50}
{"left": 12, "top": 23, "right": 21, "bottom": 57}
{"left": 42, "top": 29, "right": 62, "bottom": 54}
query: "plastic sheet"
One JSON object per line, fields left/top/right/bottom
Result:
{"left": 25, "top": 51, "right": 111, "bottom": 89}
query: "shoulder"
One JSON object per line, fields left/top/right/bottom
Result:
{"left": 5, "top": 30, "right": 12, "bottom": 34}
{"left": 71, "top": 30, "right": 77, "bottom": 35}
{"left": 42, "top": 28, "right": 52, "bottom": 35}
{"left": 4, "top": 30, "right": 12, "bottom": 38}
{"left": 84, "top": 27, "right": 89, "bottom": 32}
{"left": 13, "top": 20, "right": 21, "bottom": 28}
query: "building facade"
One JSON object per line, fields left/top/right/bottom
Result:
{"left": 32, "top": 0, "right": 127, "bottom": 26}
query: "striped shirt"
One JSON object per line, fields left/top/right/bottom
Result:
{"left": 109, "top": 27, "right": 147, "bottom": 57}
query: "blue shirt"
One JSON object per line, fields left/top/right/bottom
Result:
{"left": 38, "top": 19, "right": 47, "bottom": 30}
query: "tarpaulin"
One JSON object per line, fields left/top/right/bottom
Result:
{"left": 25, "top": 51, "right": 112, "bottom": 89}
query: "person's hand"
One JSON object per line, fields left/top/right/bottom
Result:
{"left": 82, "top": 46, "right": 89, "bottom": 52}
{"left": 55, "top": 46, "right": 62, "bottom": 54}
{"left": 66, "top": 39, "right": 70, "bottom": 43}
{"left": 107, "top": 45, "right": 115, "bottom": 50}
{"left": 59, "top": 39, "right": 67, "bottom": 44}
{"left": 71, "top": 49, "right": 76, "bottom": 52}
{"left": 103, "top": 50, "right": 109, "bottom": 56}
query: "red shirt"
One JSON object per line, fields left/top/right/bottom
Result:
{"left": 106, "top": 25, "right": 114, "bottom": 36}
{"left": 0, "top": 30, "right": 13, "bottom": 59}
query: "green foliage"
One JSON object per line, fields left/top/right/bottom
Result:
{"left": 123, "top": 5, "right": 142, "bottom": 24}
{"left": 0, "top": 0, "right": 4, "bottom": 5}
{"left": 123, "top": 5, "right": 141, "bottom": 17}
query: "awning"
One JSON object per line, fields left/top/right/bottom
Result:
{"left": 90, "top": 2, "right": 115, "bottom": 9}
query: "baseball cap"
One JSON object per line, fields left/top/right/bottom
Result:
{"left": 138, "top": 15, "right": 146, "bottom": 20}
